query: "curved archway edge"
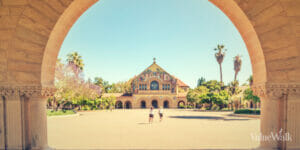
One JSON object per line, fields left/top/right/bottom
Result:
{"left": 41, "top": 0, "right": 98, "bottom": 87}
{"left": 0, "top": 0, "right": 300, "bottom": 149}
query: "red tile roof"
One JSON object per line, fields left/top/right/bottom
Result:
{"left": 171, "top": 76, "right": 189, "bottom": 87}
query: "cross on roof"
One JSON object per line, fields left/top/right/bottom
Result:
{"left": 153, "top": 57, "right": 156, "bottom": 63}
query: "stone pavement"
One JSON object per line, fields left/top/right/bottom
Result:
{"left": 48, "top": 109, "right": 260, "bottom": 149}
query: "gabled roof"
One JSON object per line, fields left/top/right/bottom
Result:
{"left": 143, "top": 61, "right": 167, "bottom": 74}
{"left": 134, "top": 59, "right": 169, "bottom": 80}
{"left": 133, "top": 58, "right": 190, "bottom": 87}
{"left": 175, "top": 77, "right": 189, "bottom": 87}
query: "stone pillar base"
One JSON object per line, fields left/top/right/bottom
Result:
{"left": 253, "top": 83, "right": 300, "bottom": 150}
{"left": 0, "top": 86, "right": 55, "bottom": 150}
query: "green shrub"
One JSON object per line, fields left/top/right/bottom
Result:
{"left": 221, "top": 107, "right": 232, "bottom": 111}
{"left": 178, "top": 103, "right": 185, "bottom": 109}
{"left": 234, "top": 109, "right": 260, "bottom": 115}
{"left": 91, "top": 106, "right": 98, "bottom": 110}
{"left": 211, "top": 104, "right": 220, "bottom": 111}
{"left": 186, "top": 105, "right": 193, "bottom": 109}
{"left": 82, "top": 105, "right": 91, "bottom": 111}
{"left": 47, "top": 110, "right": 76, "bottom": 116}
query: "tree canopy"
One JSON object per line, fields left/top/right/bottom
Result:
{"left": 243, "top": 88, "right": 260, "bottom": 104}
{"left": 187, "top": 80, "right": 230, "bottom": 109}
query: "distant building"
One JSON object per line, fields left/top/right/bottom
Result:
{"left": 102, "top": 58, "right": 189, "bottom": 109}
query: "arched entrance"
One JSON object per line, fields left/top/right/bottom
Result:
{"left": 125, "top": 101, "right": 132, "bottom": 109}
{"left": 163, "top": 100, "right": 169, "bottom": 108}
{"left": 140, "top": 101, "right": 146, "bottom": 108}
{"left": 115, "top": 101, "right": 123, "bottom": 109}
{"left": 1, "top": 0, "right": 300, "bottom": 149}
{"left": 151, "top": 100, "right": 158, "bottom": 108}
{"left": 178, "top": 101, "right": 185, "bottom": 109}
{"left": 250, "top": 101, "right": 253, "bottom": 109}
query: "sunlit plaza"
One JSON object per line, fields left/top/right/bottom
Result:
{"left": 48, "top": 109, "right": 260, "bottom": 149}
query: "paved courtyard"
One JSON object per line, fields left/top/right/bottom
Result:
{"left": 48, "top": 109, "right": 260, "bottom": 149}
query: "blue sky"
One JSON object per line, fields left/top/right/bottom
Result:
{"left": 59, "top": 0, "right": 252, "bottom": 88}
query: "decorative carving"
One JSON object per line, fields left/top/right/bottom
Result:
{"left": 252, "top": 83, "right": 300, "bottom": 99}
{"left": 0, "top": 85, "right": 56, "bottom": 98}
{"left": 0, "top": 87, "right": 14, "bottom": 96}
{"left": 41, "top": 87, "right": 56, "bottom": 97}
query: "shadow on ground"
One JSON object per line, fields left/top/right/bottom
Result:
{"left": 137, "top": 122, "right": 149, "bottom": 125}
{"left": 168, "top": 116, "right": 250, "bottom": 121}
{"left": 55, "top": 148, "right": 259, "bottom": 150}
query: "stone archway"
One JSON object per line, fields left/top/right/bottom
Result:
{"left": 125, "top": 101, "right": 132, "bottom": 109}
{"left": 115, "top": 101, "right": 123, "bottom": 109}
{"left": 0, "top": 0, "right": 299, "bottom": 149}
{"left": 177, "top": 101, "right": 185, "bottom": 109}
{"left": 163, "top": 100, "right": 169, "bottom": 108}
{"left": 140, "top": 100, "right": 146, "bottom": 108}
{"left": 151, "top": 100, "right": 158, "bottom": 108}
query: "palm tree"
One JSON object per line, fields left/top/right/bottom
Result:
{"left": 229, "top": 80, "right": 240, "bottom": 95}
{"left": 66, "top": 52, "right": 84, "bottom": 75}
{"left": 233, "top": 55, "right": 242, "bottom": 81}
{"left": 67, "top": 52, "right": 84, "bottom": 70}
{"left": 214, "top": 44, "right": 226, "bottom": 85}
{"left": 247, "top": 75, "right": 253, "bottom": 87}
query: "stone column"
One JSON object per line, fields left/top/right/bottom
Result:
{"left": 28, "top": 96, "right": 48, "bottom": 149}
{"left": 21, "top": 86, "right": 55, "bottom": 150}
{"left": 0, "top": 85, "right": 55, "bottom": 150}
{"left": 253, "top": 83, "right": 300, "bottom": 150}
{"left": 0, "top": 95, "right": 5, "bottom": 149}
{"left": 0, "top": 87, "right": 23, "bottom": 150}
{"left": 285, "top": 88, "right": 300, "bottom": 149}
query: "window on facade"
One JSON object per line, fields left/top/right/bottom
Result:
{"left": 162, "top": 84, "right": 170, "bottom": 90}
{"left": 139, "top": 84, "right": 147, "bottom": 90}
{"left": 150, "top": 81, "right": 159, "bottom": 90}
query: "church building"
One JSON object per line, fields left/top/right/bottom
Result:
{"left": 103, "top": 58, "right": 189, "bottom": 109}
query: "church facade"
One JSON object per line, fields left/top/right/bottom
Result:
{"left": 103, "top": 59, "right": 189, "bottom": 109}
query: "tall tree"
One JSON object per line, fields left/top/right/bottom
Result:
{"left": 228, "top": 80, "right": 240, "bottom": 96}
{"left": 214, "top": 44, "right": 226, "bottom": 85}
{"left": 108, "top": 80, "right": 132, "bottom": 94}
{"left": 243, "top": 88, "right": 260, "bottom": 109}
{"left": 53, "top": 59, "right": 101, "bottom": 111}
{"left": 233, "top": 55, "right": 242, "bottom": 81}
{"left": 247, "top": 75, "right": 253, "bottom": 87}
{"left": 197, "top": 77, "right": 206, "bottom": 87}
{"left": 187, "top": 86, "right": 209, "bottom": 107}
{"left": 66, "top": 52, "right": 84, "bottom": 73}
{"left": 202, "top": 80, "right": 221, "bottom": 92}
{"left": 93, "top": 77, "right": 111, "bottom": 93}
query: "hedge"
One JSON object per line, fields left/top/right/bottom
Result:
{"left": 234, "top": 109, "right": 260, "bottom": 115}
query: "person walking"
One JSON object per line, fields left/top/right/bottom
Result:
{"left": 159, "top": 106, "right": 164, "bottom": 122}
{"left": 149, "top": 107, "right": 154, "bottom": 124}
